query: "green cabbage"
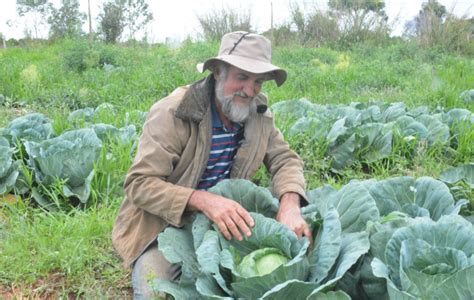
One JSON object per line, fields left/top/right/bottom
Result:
{"left": 237, "top": 247, "right": 289, "bottom": 278}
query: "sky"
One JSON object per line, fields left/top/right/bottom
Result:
{"left": 0, "top": 0, "right": 472, "bottom": 43}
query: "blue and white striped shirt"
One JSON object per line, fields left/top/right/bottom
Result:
{"left": 197, "top": 99, "right": 243, "bottom": 190}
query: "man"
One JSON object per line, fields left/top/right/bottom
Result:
{"left": 112, "top": 31, "right": 311, "bottom": 299}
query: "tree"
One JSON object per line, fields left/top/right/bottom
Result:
{"left": 98, "top": 0, "right": 153, "bottom": 43}
{"left": 404, "top": 0, "right": 472, "bottom": 54}
{"left": 98, "top": 1, "right": 124, "bottom": 43}
{"left": 197, "top": 6, "right": 253, "bottom": 41}
{"left": 16, "top": 0, "right": 50, "bottom": 39}
{"left": 47, "top": 0, "right": 85, "bottom": 40}
{"left": 328, "top": 0, "right": 389, "bottom": 44}
{"left": 120, "top": 0, "right": 153, "bottom": 41}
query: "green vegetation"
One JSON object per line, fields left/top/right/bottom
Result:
{"left": 0, "top": 38, "right": 473, "bottom": 297}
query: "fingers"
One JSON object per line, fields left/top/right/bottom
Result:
{"left": 225, "top": 216, "right": 244, "bottom": 241}
{"left": 209, "top": 200, "right": 254, "bottom": 241}
{"left": 216, "top": 220, "right": 232, "bottom": 241}
{"left": 289, "top": 220, "right": 312, "bottom": 241}
{"left": 231, "top": 211, "right": 253, "bottom": 239}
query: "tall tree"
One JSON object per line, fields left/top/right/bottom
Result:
{"left": 98, "top": 1, "right": 124, "bottom": 43}
{"left": 47, "top": 0, "right": 85, "bottom": 40}
{"left": 120, "top": 0, "right": 153, "bottom": 41}
{"left": 328, "top": 0, "right": 388, "bottom": 42}
{"left": 98, "top": 0, "right": 153, "bottom": 43}
{"left": 16, "top": 0, "right": 50, "bottom": 39}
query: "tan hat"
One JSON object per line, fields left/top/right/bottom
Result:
{"left": 197, "top": 31, "right": 287, "bottom": 86}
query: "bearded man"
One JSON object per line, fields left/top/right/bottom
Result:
{"left": 112, "top": 31, "right": 312, "bottom": 299}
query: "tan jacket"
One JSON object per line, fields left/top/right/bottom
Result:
{"left": 112, "top": 76, "right": 306, "bottom": 267}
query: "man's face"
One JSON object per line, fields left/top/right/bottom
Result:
{"left": 215, "top": 65, "right": 267, "bottom": 123}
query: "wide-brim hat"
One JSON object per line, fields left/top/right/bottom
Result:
{"left": 196, "top": 31, "right": 287, "bottom": 87}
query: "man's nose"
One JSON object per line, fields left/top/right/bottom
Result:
{"left": 242, "top": 82, "right": 256, "bottom": 98}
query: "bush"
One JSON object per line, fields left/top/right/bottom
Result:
{"left": 63, "top": 40, "right": 119, "bottom": 72}
{"left": 405, "top": 0, "right": 473, "bottom": 55}
{"left": 288, "top": 2, "right": 390, "bottom": 49}
{"left": 196, "top": 6, "right": 253, "bottom": 41}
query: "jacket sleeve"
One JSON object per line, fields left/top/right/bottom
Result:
{"left": 263, "top": 117, "right": 308, "bottom": 203}
{"left": 123, "top": 99, "right": 195, "bottom": 227}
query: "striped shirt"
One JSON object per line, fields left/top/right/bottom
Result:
{"left": 197, "top": 98, "right": 244, "bottom": 190}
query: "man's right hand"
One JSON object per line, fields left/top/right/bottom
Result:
{"left": 188, "top": 190, "right": 254, "bottom": 241}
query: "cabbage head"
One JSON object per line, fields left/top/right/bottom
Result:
{"left": 372, "top": 215, "right": 474, "bottom": 299}
{"left": 24, "top": 128, "right": 102, "bottom": 208}
{"left": 153, "top": 180, "right": 362, "bottom": 300}
{"left": 237, "top": 248, "right": 289, "bottom": 278}
{"left": 5, "top": 113, "right": 54, "bottom": 143}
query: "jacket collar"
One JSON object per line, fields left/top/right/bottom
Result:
{"left": 175, "top": 75, "right": 215, "bottom": 122}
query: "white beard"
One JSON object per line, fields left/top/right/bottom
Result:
{"left": 215, "top": 79, "right": 257, "bottom": 123}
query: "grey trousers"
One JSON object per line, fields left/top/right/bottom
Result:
{"left": 131, "top": 242, "right": 181, "bottom": 299}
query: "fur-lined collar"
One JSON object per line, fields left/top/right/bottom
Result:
{"left": 175, "top": 75, "right": 215, "bottom": 122}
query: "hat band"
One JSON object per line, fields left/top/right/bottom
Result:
{"left": 228, "top": 32, "right": 250, "bottom": 55}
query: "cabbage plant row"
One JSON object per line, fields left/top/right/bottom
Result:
{"left": 0, "top": 104, "right": 143, "bottom": 210}
{"left": 153, "top": 178, "right": 473, "bottom": 299}
{"left": 272, "top": 99, "right": 473, "bottom": 170}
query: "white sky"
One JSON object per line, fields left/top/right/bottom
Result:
{"left": 0, "top": 0, "right": 472, "bottom": 43}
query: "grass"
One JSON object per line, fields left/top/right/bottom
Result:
{"left": 0, "top": 38, "right": 473, "bottom": 297}
{"left": 0, "top": 200, "right": 130, "bottom": 298}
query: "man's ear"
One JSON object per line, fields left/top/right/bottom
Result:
{"left": 213, "top": 67, "right": 220, "bottom": 81}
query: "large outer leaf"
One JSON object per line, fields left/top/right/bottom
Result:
{"left": 289, "top": 117, "right": 330, "bottom": 142}
{"left": 416, "top": 115, "right": 450, "bottom": 145}
{"left": 157, "top": 226, "right": 200, "bottom": 279}
{"left": 208, "top": 179, "right": 279, "bottom": 218}
{"left": 192, "top": 213, "right": 212, "bottom": 250}
{"left": 196, "top": 273, "right": 233, "bottom": 299}
{"left": 356, "top": 123, "right": 393, "bottom": 163}
{"left": 308, "top": 207, "right": 342, "bottom": 283}
{"left": 307, "top": 184, "right": 338, "bottom": 206}
{"left": 196, "top": 230, "right": 233, "bottom": 296}
{"left": 0, "top": 137, "right": 13, "bottom": 178}
{"left": 440, "top": 163, "right": 474, "bottom": 188}
{"left": 271, "top": 98, "right": 317, "bottom": 120}
{"left": 330, "top": 181, "right": 380, "bottom": 233}
{"left": 324, "top": 231, "right": 370, "bottom": 282}
{"left": 327, "top": 118, "right": 348, "bottom": 144}
{"left": 393, "top": 115, "right": 428, "bottom": 141}
{"left": 413, "top": 177, "right": 457, "bottom": 220}
{"left": 384, "top": 217, "right": 474, "bottom": 288}
{"left": 308, "top": 180, "right": 379, "bottom": 233}
{"left": 368, "top": 176, "right": 459, "bottom": 220}
{"left": 0, "top": 137, "right": 19, "bottom": 194}
{"left": 446, "top": 108, "right": 474, "bottom": 126}
{"left": 152, "top": 279, "right": 200, "bottom": 299}
{"left": 62, "top": 169, "right": 95, "bottom": 203}
{"left": 91, "top": 123, "right": 137, "bottom": 144}
{"left": 382, "top": 102, "right": 407, "bottom": 122}
{"left": 307, "top": 290, "right": 351, "bottom": 300}
{"left": 430, "top": 265, "right": 474, "bottom": 299}
{"left": 6, "top": 113, "right": 54, "bottom": 143}
{"left": 261, "top": 279, "right": 320, "bottom": 299}
{"left": 261, "top": 279, "right": 351, "bottom": 300}
{"left": 371, "top": 258, "right": 418, "bottom": 300}
{"left": 221, "top": 213, "right": 299, "bottom": 257}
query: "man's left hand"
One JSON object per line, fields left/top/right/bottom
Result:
{"left": 276, "top": 192, "right": 313, "bottom": 241}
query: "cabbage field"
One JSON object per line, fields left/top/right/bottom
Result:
{"left": 0, "top": 39, "right": 473, "bottom": 298}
